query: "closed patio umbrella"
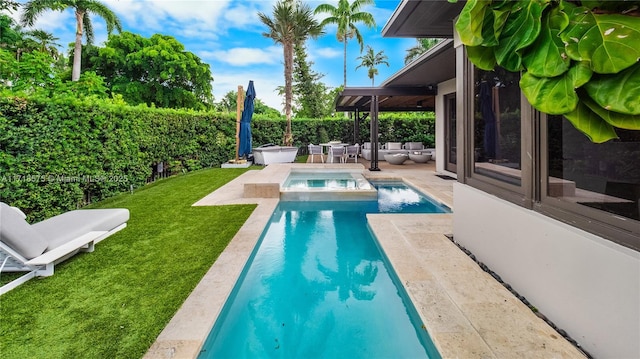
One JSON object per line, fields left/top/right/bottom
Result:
{"left": 238, "top": 80, "right": 255, "bottom": 158}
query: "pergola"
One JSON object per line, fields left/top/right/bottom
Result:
{"left": 333, "top": 39, "right": 455, "bottom": 171}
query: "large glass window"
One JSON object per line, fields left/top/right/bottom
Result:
{"left": 473, "top": 67, "right": 522, "bottom": 186}
{"left": 445, "top": 93, "right": 457, "bottom": 173}
{"left": 547, "top": 115, "right": 640, "bottom": 224}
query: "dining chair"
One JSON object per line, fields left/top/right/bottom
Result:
{"left": 344, "top": 144, "right": 359, "bottom": 163}
{"left": 329, "top": 145, "right": 346, "bottom": 163}
{"left": 308, "top": 144, "right": 324, "bottom": 163}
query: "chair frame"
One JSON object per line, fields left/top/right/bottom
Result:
{"left": 329, "top": 145, "right": 346, "bottom": 163}
{"left": 0, "top": 224, "right": 126, "bottom": 295}
{"left": 308, "top": 144, "right": 324, "bottom": 163}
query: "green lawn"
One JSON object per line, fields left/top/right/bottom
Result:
{"left": 0, "top": 168, "right": 257, "bottom": 358}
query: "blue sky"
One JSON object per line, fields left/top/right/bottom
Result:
{"left": 8, "top": 0, "right": 418, "bottom": 111}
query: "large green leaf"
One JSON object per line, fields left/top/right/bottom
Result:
{"left": 522, "top": 6, "right": 570, "bottom": 77}
{"left": 584, "top": 62, "right": 640, "bottom": 115}
{"left": 562, "top": 10, "right": 640, "bottom": 74}
{"left": 466, "top": 45, "right": 496, "bottom": 71}
{"left": 582, "top": 95, "right": 640, "bottom": 130}
{"left": 455, "top": 0, "right": 495, "bottom": 46}
{"left": 520, "top": 62, "right": 592, "bottom": 114}
{"left": 563, "top": 101, "right": 618, "bottom": 143}
{"left": 494, "top": 1, "right": 548, "bottom": 72}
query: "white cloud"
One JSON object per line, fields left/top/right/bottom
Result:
{"left": 313, "top": 47, "right": 341, "bottom": 59}
{"left": 206, "top": 46, "right": 281, "bottom": 66}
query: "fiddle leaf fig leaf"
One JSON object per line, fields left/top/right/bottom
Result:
{"left": 466, "top": 45, "right": 496, "bottom": 71}
{"left": 455, "top": 0, "right": 494, "bottom": 46}
{"left": 562, "top": 10, "right": 640, "bottom": 74}
{"left": 564, "top": 101, "right": 618, "bottom": 143}
{"left": 523, "top": 6, "right": 570, "bottom": 77}
{"left": 582, "top": 94, "right": 640, "bottom": 130}
{"left": 494, "top": 0, "right": 548, "bottom": 72}
{"left": 520, "top": 62, "right": 592, "bottom": 114}
{"left": 584, "top": 62, "right": 640, "bottom": 115}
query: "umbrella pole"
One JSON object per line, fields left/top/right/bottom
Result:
{"left": 235, "top": 85, "right": 244, "bottom": 162}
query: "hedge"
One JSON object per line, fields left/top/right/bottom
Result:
{"left": 0, "top": 96, "right": 434, "bottom": 221}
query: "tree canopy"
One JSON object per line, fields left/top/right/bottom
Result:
{"left": 259, "top": 0, "right": 324, "bottom": 145}
{"left": 86, "top": 31, "right": 214, "bottom": 110}
{"left": 454, "top": 0, "right": 640, "bottom": 143}
{"left": 21, "top": 0, "right": 122, "bottom": 81}
{"left": 315, "top": 0, "right": 376, "bottom": 87}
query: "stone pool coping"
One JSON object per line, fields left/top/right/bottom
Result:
{"left": 144, "top": 163, "right": 584, "bottom": 358}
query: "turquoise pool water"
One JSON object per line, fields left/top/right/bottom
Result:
{"left": 198, "top": 181, "right": 449, "bottom": 359}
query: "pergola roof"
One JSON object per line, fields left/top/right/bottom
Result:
{"left": 333, "top": 39, "right": 455, "bottom": 112}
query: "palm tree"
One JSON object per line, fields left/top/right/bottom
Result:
{"left": 259, "top": 0, "right": 324, "bottom": 146}
{"left": 356, "top": 45, "right": 388, "bottom": 86}
{"left": 21, "top": 0, "right": 122, "bottom": 81}
{"left": 315, "top": 0, "right": 376, "bottom": 87}
{"left": 404, "top": 38, "right": 442, "bottom": 64}
{"left": 25, "top": 30, "right": 60, "bottom": 59}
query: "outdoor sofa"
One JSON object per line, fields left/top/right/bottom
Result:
{"left": 361, "top": 142, "right": 430, "bottom": 161}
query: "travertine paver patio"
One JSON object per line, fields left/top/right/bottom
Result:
{"left": 145, "top": 160, "right": 585, "bottom": 359}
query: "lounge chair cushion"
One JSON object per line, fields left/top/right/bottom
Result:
{"left": 32, "top": 209, "right": 130, "bottom": 250}
{"left": 0, "top": 203, "right": 48, "bottom": 259}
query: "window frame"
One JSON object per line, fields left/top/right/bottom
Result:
{"left": 537, "top": 113, "right": 640, "bottom": 251}
{"left": 460, "top": 50, "right": 640, "bottom": 251}
{"left": 461, "top": 55, "right": 533, "bottom": 209}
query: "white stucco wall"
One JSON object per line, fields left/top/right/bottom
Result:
{"left": 435, "top": 78, "right": 456, "bottom": 177}
{"left": 453, "top": 183, "right": 640, "bottom": 359}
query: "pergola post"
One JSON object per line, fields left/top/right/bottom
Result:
{"left": 369, "top": 95, "right": 380, "bottom": 171}
{"left": 354, "top": 108, "right": 360, "bottom": 144}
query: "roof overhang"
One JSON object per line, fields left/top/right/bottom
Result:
{"left": 334, "top": 39, "right": 455, "bottom": 112}
{"left": 335, "top": 86, "right": 437, "bottom": 112}
{"left": 381, "top": 39, "right": 455, "bottom": 87}
{"left": 381, "top": 0, "right": 465, "bottom": 38}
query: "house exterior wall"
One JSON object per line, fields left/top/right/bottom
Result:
{"left": 435, "top": 78, "right": 456, "bottom": 177}
{"left": 453, "top": 183, "right": 640, "bottom": 358}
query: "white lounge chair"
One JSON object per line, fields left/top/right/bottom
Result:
{"left": 0, "top": 202, "right": 129, "bottom": 295}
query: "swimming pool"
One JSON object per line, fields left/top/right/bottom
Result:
{"left": 198, "top": 182, "right": 448, "bottom": 358}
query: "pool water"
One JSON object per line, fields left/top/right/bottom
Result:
{"left": 283, "top": 171, "right": 364, "bottom": 190}
{"left": 198, "top": 182, "right": 448, "bottom": 359}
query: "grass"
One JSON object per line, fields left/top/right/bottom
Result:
{"left": 0, "top": 168, "right": 257, "bottom": 359}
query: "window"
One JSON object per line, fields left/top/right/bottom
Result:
{"left": 445, "top": 93, "right": 457, "bottom": 173}
{"left": 542, "top": 115, "right": 640, "bottom": 246}
{"left": 470, "top": 66, "right": 525, "bottom": 189}
{"left": 463, "top": 59, "right": 639, "bottom": 248}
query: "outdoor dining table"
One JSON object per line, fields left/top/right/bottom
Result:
{"left": 320, "top": 142, "right": 350, "bottom": 163}
{"left": 320, "top": 142, "right": 349, "bottom": 154}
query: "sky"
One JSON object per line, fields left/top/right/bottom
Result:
{"left": 7, "top": 0, "right": 419, "bottom": 111}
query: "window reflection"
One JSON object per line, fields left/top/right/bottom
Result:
{"left": 548, "top": 115, "right": 640, "bottom": 221}
{"left": 473, "top": 67, "right": 522, "bottom": 186}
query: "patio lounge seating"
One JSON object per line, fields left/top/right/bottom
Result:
{"left": 0, "top": 202, "right": 129, "bottom": 294}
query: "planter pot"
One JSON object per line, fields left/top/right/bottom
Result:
{"left": 384, "top": 153, "right": 409, "bottom": 165}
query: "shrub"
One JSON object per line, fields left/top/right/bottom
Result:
{"left": 0, "top": 96, "right": 435, "bottom": 220}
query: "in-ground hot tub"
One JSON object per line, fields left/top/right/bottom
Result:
{"left": 253, "top": 145, "right": 298, "bottom": 165}
{"left": 281, "top": 168, "right": 377, "bottom": 201}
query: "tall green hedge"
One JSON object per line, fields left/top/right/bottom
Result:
{"left": 0, "top": 96, "right": 434, "bottom": 220}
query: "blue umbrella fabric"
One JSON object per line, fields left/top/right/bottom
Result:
{"left": 238, "top": 80, "right": 255, "bottom": 158}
